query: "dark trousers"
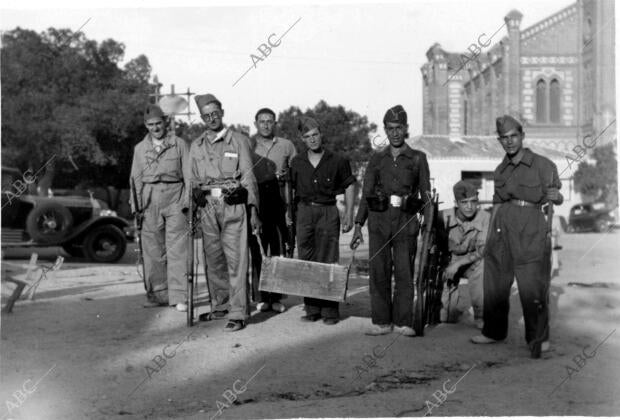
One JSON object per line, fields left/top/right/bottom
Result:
{"left": 483, "top": 204, "right": 550, "bottom": 344}
{"left": 368, "top": 207, "right": 419, "bottom": 327}
{"left": 249, "top": 180, "right": 287, "bottom": 303}
{"left": 296, "top": 202, "right": 340, "bottom": 319}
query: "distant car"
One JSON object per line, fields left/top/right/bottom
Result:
{"left": 1, "top": 167, "right": 132, "bottom": 263}
{"left": 567, "top": 202, "right": 615, "bottom": 233}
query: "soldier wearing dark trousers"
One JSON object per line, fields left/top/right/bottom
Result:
{"left": 471, "top": 115, "right": 563, "bottom": 357}
{"left": 130, "top": 104, "right": 190, "bottom": 312}
{"left": 249, "top": 107, "right": 297, "bottom": 313}
{"left": 290, "top": 116, "right": 356, "bottom": 325}
{"left": 351, "top": 105, "right": 431, "bottom": 337}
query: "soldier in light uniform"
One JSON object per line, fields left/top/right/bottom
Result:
{"left": 439, "top": 180, "right": 489, "bottom": 329}
{"left": 471, "top": 115, "right": 562, "bottom": 358}
{"left": 189, "top": 93, "right": 260, "bottom": 332}
{"left": 130, "top": 104, "right": 190, "bottom": 311}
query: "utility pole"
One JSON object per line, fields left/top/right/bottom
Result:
{"left": 149, "top": 75, "right": 195, "bottom": 131}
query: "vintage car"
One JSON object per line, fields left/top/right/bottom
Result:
{"left": 1, "top": 167, "right": 131, "bottom": 263}
{"left": 567, "top": 202, "right": 616, "bottom": 233}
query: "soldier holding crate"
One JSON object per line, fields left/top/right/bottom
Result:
{"left": 351, "top": 105, "right": 431, "bottom": 337}
{"left": 290, "top": 116, "right": 356, "bottom": 325}
{"left": 189, "top": 93, "right": 260, "bottom": 332}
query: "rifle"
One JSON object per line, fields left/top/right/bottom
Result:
{"left": 413, "top": 190, "right": 447, "bottom": 336}
{"left": 281, "top": 170, "right": 296, "bottom": 258}
{"left": 531, "top": 200, "right": 554, "bottom": 358}
{"left": 187, "top": 182, "right": 195, "bottom": 327}
{"left": 130, "top": 178, "right": 147, "bottom": 291}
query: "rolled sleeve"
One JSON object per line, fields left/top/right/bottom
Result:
{"left": 335, "top": 157, "right": 356, "bottom": 193}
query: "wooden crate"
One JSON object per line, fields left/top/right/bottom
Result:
{"left": 258, "top": 256, "right": 350, "bottom": 302}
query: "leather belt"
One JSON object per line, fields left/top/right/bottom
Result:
{"left": 145, "top": 180, "right": 183, "bottom": 184}
{"left": 509, "top": 199, "right": 541, "bottom": 209}
{"left": 303, "top": 201, "right": 335, "bottom": 207}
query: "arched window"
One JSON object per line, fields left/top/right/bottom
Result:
{"left": 550, "top": 79, "right": 561, "bottom": 123}
{"left": 536, "top": 79, "right": 547, "bottom": 122}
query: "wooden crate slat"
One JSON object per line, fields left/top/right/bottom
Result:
{"left": 259, "top": 256, "right": 349, "bottom": 302}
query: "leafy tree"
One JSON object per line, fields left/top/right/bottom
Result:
{"left": 1, "top": 27, "right": 153, "bottom": 191}
{"left": 275, "top": 100, "right": 375, "bottom": 174}
{"left": 573, "top": 143, "right": 618, "bottom": 206}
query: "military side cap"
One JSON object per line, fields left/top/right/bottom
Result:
{"left": 496, "top": 114, "right": 522, "bottom": 135}
{"left": 453, "top": 180, "right": 478, "bottom": 200}
{"left": 383, "top": 105, "right": 407, "bottom": 125}
{"left": 144, "top": 104, "right": 165, "bottom": 121}
{"left": 195, "top": 94, "right": 221, "bottom": 114}
{"left": 298, "top": 116, "right": 320, "bottom": 135}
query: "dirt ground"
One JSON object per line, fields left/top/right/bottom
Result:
{"left": 1, "top": 228, "right": 619, "bottom": 419}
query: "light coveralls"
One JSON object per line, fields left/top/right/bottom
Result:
{"left": 189, "top": 128, "right": 259, "bottom": 321}
{"left": 130, "top": 132, "right": 190, "bottom": 305}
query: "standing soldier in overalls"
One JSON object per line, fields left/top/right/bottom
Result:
{"left": 189, "top": 94, "right": 260, "bottom": 332}
{"left": 130, "top": 104, "right": 190, "bottom": 311}
{"left": 350, "top": 105, "right": 430, "bottom": 337}
{"left": 471, "top": 115, "right": 562, "bottom": 357}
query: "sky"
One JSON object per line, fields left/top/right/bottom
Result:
{"left": 1, "top": 0, "right": 578, "bottom": 136}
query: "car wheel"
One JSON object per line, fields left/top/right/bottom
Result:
{"left": 594, "top": 218, "right": 609, "bottom": 233}
{"left": 566, "top": 224, "right": 576, "bottom": 233}
{"left": 62, "top": 243, "right": 84, "bottom": 258}
{"left": 83, "top": 225, "right": 127, "bottom": 263}
{"left": 26, "top": 202, "right": 73, "bottom": 244}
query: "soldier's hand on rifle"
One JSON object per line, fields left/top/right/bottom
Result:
{"left": 250, "top": 206, "right": 262, "bottom": 235}
{"left": 443, "top": 262, "right": 460, "bottom": 282}
{"left": 285, "top": 208, "right": 293, "bottom": 226}
{"left": 546, "top": 187, "right": 562, "bottom": 204}
{"left": 350, "top": 224, "right": 363, "bottom": 250}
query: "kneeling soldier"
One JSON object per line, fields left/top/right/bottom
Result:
{"left": 440, "top": 180, "right": 489, "bottom": 329}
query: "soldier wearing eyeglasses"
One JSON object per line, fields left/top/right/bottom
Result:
{"left": 471, "top": 115, "right": 562, "bottom": 358}
{"left": 189, "top": 94, "right": 260, "bottom": 332}
{"left": 351, "top": 105, "right": 431, "bottom": 337}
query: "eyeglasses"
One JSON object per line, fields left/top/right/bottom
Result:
{"left": 201, "top": 111, "right": 222, "bottom": 122}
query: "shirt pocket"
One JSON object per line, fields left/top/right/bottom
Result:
{"left": 221, "top": 151, "right": 239, "bottom": 177}
{"left": 516, "top": 174, "right": 543, "bottom": 202}
{"left": 400, "top": 163, "right": 418, "bottom": 192}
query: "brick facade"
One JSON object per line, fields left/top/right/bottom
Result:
{"left": 421, "top": 0, "right": 616, "bottom": 151}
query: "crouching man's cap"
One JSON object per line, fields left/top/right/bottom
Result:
{"left": 453, "top": 180, "right": 479, "bottom": 201}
